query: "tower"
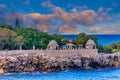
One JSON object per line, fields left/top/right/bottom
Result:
{"left": 15, "top": 17, "right": 21, "bottom": 28}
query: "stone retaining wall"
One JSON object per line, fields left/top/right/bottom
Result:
{"left": 0, "top": 50, "right": 120, "bottom": 74}
{"left": 0, "top": 49, "right": 98, "bottom": 58}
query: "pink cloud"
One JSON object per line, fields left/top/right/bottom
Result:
{"left": 90, "top": 26, "right": 100, "bottom": 33}
{"left": 59, "top": 24, "right": 80, "bottom": 34}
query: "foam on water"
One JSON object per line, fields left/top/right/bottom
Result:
{"left": 0, "top": 68, "right": 120, "bottom": 80}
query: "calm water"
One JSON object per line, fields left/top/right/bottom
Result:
{"left": 0, "top": 69, "right": 120, "bottom": 80}
{"left": 63, "top": 35, "right": 120, "bottom": 46}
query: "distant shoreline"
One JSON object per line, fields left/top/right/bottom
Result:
{"left": 59, "top": 34, "right": 120, "bottom": 36}
{"left": 62, "top": 35, "right": 120, "bottom": 46}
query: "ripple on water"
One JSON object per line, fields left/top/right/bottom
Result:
{"left": 0, "top": 68, "right": 120, "bottom": 80}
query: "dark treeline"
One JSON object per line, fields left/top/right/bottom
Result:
{"left": 0, "top": 24, "right": 113, "bottom": 53}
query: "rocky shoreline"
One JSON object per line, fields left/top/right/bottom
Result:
{"left": 0, "top": 51, "right": 120, "bottom": 74}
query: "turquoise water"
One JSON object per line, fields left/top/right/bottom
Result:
{"left": 1, "top": 69, "right": 120, "bottom": 80}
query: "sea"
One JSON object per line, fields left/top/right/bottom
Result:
{"left": 0, "top": 68, "right": 120, "bottom": 80}
{"left": 63, "top": 34, "right": 120, "bottom": 46}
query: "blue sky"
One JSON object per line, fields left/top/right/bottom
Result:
{"left": 0, "top": 0, "right": 120, "bottom": 34}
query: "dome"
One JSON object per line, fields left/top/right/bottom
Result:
{"left": 48, "top": 40, "right": 59, "bottom": 47}
{"left": 86, "top": 39, "right": 96, "bottom": 45}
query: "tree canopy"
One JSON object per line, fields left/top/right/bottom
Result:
{"left": 0, "top": 28, "right": 17, "bottom": 50}
{"left": 75, "top": 33, "right": 98, "bottom": 48}
{"left": 0, "top": 24, "right": 64, "bottom": 50}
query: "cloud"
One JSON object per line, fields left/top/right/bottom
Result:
{"left": 87, "top": 22, "right": 120, "bottom": 34}
{"left": 42, "top": 1, "right": 54, "bottom": 8}
{"left": 89, "top": 26, "right": 100, "bottom": 33}
{"left": 0, "top": 4, "right": 6, "bottom": 9}
{"left": 36, "top": 24, "right": 50, "bottom": 32}
{"left": 104, "top": 30, "right": 116, "bottom": 34}
{"left": 98, "top": 7, "right": 104, "bottom": 13}
{"left": 28, "top": 13, "right": 54, "bottom": 20}
{"left": 81, "top": 10, "right": 97, "bottom": 25}
{"left": 71, "top": 8, "right": 77, "bottom": 13}
{"left": 28, "top": 13, "right": 56, "bottom": 32}
{"left": 27, "top": 9, "right": 98, "bottom": 33}
{"left": 0, "top": 1, "right": 114, "bottom": 34}
{"left": 24, "top": 0, "right": 30, "bottom": 5}
{"left": 106, "top": 8, "right": 112, "bottom": 12}
{"left": 69, "top": 5, "right": 88, "bottom": 11}
{"left": 101, "top": 23, "right": 120, "bottom": 34}
{"left": 96, "top": 7, "right": 112, "bottom": 22}
{"left": 78, "top": 5, "right": 88, "bottom": 10}
{"left": 59, "top": 24, "right": 80, "bottom": 34}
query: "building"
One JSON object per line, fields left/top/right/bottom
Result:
{"left": 66, "top": 43, "right": 76, "bottom": 49}
{"left": 85, "top": 39, "right": 96, "bottom": 49}
{"left": 65, "top": 40, "right": 76, "bottom": 49}
{"left": 47, "top": 40, "right": 59, "bottom": 50}
{"left": 46, "top": 39, "right": 98, "bottom": 55}
{"left": 47, "top": 39, "right": 97, "bottom": 50}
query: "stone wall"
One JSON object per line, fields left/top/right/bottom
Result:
{"left": 0, "top": 49, "right": 98, "bottom": 58}
{"left": 43, "top": 49, "right": 98, "bottom": 57}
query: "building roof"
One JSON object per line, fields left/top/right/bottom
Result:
{"left": 48, "top": 40, "right": 59, "bottom": 47}
{"left": 86, "top": 39, "right": 96, "bottom": 45}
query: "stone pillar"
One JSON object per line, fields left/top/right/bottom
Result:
{"left": 41, "top": 48, "right": 43, "bottom": 50}
{"left": 19, "top": 45, "right": 22, "bottom": 50}
{"left": 33, "top": 45, "right": 35, "bottom": 50}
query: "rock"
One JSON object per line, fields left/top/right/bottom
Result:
{"left": 0, "top": 68, "right": 4, "bottom": 74}
{"left": 1, "top": 52, "right": 120, "bottom": 73}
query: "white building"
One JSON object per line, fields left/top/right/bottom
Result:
{"left": 85, "top": 39, "right": 96, "bottom": 49}
{"left": 47, "top": 40, "right": 59, "bottom": 50}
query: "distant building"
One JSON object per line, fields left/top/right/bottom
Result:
{"left": 66, "top": 40, "right": 76, "bottom": 49}
{"left": 66, "top": 43, "right": 76, "bottom": 49}
{"left": 85, "top": 39, "right": 96, "bottom": 49}
{"left": 47, "top": 39, "right": 97, "bottom": 50}
{"left": 47, "top": 40, "right": 59, "bottom": 50}
{"left": 46, "top": 39, "right": 98, "bottom": 55}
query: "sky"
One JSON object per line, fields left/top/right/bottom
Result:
{"left": 0, "top": 0, "right": 120, "bottom": 34}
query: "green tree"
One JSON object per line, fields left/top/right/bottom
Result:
{"left": 0, "top": 28, "right": 17, "bottom": 50}
{"left": 103, "top": 46, "right": 113, "bottom": 53}
{"left": 97, "top": 44, "right": 104, "bottom": 53}
{"left": 15, "top": 28, "right": 61, "bottom": 49}
{"left": 75, "top": 33, "right": 98, "bottom": 48}
{"left": 15, "top": 36, "right": 24, "bottom": 49}
{"left": 0, "top": 24, "right": 13, "bottom": 30}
